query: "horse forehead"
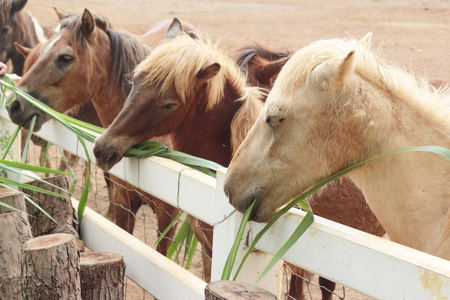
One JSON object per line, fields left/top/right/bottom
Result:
{"left": 41, "top": 33, "right": 63, "bottom": 55}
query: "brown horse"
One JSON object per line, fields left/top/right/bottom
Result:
{"left": 93, "top": 27, "right": 264, "bottom": 282}
{"left": 7, "top": 10, "right": 184, "bottom": 256}
{"left": 235, "top": 44, "right": 385, "bottom": 300}
{"left": 0, "top": 0, "right": 47, "bottom": 75}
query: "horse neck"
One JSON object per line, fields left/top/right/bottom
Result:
{"left": 348, "top": 90, "right": 450, "bottom": 258}
{"left": 170, "top": 80, "right": 243, "bottom": 166}
{"left": 88, "top": 30, "right": 147, "bottom": 128}
{"left": 90, "top": 82, "right": 124, "bottom": 128}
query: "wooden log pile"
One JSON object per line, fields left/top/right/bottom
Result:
{"left": 0, "top": 176, "right": 126, "bottom": 299}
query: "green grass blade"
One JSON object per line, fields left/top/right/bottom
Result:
{"left": 20, "top": 116, "right": 37, "bottom": 163}
{"left": 184, "top": 236, "right": 199, "bottom": 270}
{"left": 1, "top": 160, "right": 68, "bottom": 175}
{"left": 221, "top": 199, "right": 256, "bottom": 280}
{"left": 0, "top": 163, "right": 70, "bottom": 194}
{"left": 76, "top": 138, "right": 91, "bottom": 224}
{"left": 0, "top": 176, "right": 68, "bottom": 198}
{"left": 155, "top": 211, "right": 183, "bottom": 247}
{"left": 58, "top": 147, "right": 78, "bottom": 194}
{"left": 0, "top": 183, "right": 57, "bottom": 224}
{"left": 254, "top": 209, "right": 314, "bottom": 285}
{"left": 0, "top": 125, "right": 20, "bottom": 160}
{"left": 167, "top": 217, "right": 190, "bottom": 259}
{"left": 0, "top": 200, "right": 22, "bottom": 213}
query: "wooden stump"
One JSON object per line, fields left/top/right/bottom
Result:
{"left": 0, "top": 189, "right": 27, "bottom": 214}
{"left": 19, "top": 175, "right": 84, "bottom": 251}
{"left": 0, "top": 211, "right": 33, "bottom": 300}
{"left": 21, "top": 233, "right": 81, "bottom": 300}
{"left": 80, "top": 252, "right": 126, "bottom": 300}
{"left": 205, "top": 281, "right": 277, "bottom": 300}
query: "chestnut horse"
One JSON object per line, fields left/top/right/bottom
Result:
{"left": 225, "top": 34, "right": 450, "bottom": 261}
{"left": 6, "top": 10, "right": 189, "bottom": 256}
{"left": 0, "top": 0, "right": 47, "bottom": 75}
{"left": 235, "top": 44, "right": 385, "bottom": 300}
{"left": 93, "top": 28, "right": 265, "bottom": 282}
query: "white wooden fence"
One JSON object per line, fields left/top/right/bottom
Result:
{"left": 1, "top": 107, "right": 449, "bottom": 300}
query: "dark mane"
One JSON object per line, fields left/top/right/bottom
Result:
{"left": 108, "top": 29, "right": 150, "bottom": 101}
{"left": 234, "top": 44, "right": 292, "bottom": 71}
{"left": 59, "top": 12, "right": 150, "bottom": 102}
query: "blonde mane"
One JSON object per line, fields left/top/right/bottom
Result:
{"left": 135, "top": 33, "right": 253, "bottom": 110}
{"left": 277, "top": 35, "right": 450, "bottom": 132}
{"left": 135, "top": 33, "right": 265, "bottom": 153}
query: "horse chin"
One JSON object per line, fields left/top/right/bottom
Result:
{"left": 22, "top": 113, "right": 46, "bottom": 132}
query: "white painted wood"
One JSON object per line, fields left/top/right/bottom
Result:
{"left": 71, "top": 198, "right": 206, "bottom": 300}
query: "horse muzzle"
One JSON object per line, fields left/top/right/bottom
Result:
{"left": 7, "top": 95, "right": 46, "bottom": 131}
{"left": 93, "top": 137, "right": 124, "bottom": 172}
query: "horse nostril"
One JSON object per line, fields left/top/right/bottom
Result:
{"left": 105, "top": 151, "right": 120, "bottom": 165}
{"left": 9, "top": 100, "right": 23, "bottom": 117}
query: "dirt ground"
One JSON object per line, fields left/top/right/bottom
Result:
{"left": 21, "top": 0, "right": 450, "bottom": 299}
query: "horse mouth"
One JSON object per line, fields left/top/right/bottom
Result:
{"left": 22, "top": 114, "right": 45, "bottom": 132}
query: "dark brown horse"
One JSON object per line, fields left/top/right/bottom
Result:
{"left": 235, "top": 44, "right": 385, "bottom": 300}
{"left": 7, "top": 9, "right": 185, "bottom": 256}
{"left": 93, "top": 27, "right": 264, "bottom": 282}
{"left": 0, "top": 0, "right": 47, "bottom": 75}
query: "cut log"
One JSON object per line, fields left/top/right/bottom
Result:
{"left": 21, "top": 233, "right": 81, "bottom": 300}
{"left": 0, "top": 189, "right": 27, "bottom": 214}
{"left": 0, "top": 211, "right": 32, "bottom": 300}
{"left": 205, "top": 281, "right": 277, "bottom": 300}
{"left": 80, "top": 252, "right": 126, "bottom": 300}
{"left": 19, "top": 175, "right": 84, "bottom": 251}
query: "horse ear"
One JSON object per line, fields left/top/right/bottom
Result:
{"left": 52, "top": 6, "right": 70, "bottom": 21}
{"left": 81, "top": 9, "right": 95, "bottom": 36}
{"left": 256, "top": 56, "right": 290, "bottom": 86}
{"left": 358, "top": 33, "right": 373, "bottom": 50}
{"left": 188, "top": 31, "right": 201, "bottom": 41}
{"left": 196, "top": 63, "right": 221, "bottom": 81}
{"left": 312, "top": 51, "right": 355, "bottom": 86}
{"left": 14, "top": 42, "right": 32, "bottom": 58}
{"left": 167, "top": 18, "right": 183, "bottom": 39}
{"left": 11, "top": 0, "right": 27, "bottom": 14}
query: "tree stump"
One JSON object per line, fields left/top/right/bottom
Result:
{"left": 80, "top": 252, "right": 126, "bottom": 300}
{"left": 19, "top": 175, "right": 84, "bottom": 251}
{"left": 205, "top": 281, "right": 277, "bottom": 300}
{"left": 0, "top": 211, "right": 33, "bottom": 300}
{"left": 21, "top": 233, "right": 81, "bottom": 300}
{"left": 0, "top": 189, "right": 27, "bottom": 214}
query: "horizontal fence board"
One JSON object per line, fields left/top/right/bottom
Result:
{"left": 249, "top": 209, "right": 450, "bottom": 299}
{"left": 71, "top": 198, "right": 206, "bottom": 300}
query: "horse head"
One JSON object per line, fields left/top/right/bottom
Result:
{"left": 7, "top": 9, "right": 112, "bottom": 131}
{"left": 224, "top": 34, "right": 376, "bottom": 222}
{"left": 94, "top": 19, "right": 223, "bottom": 171}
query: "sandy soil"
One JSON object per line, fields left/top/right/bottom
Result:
{"left": 20, "top": 1, "right": 450, "bottom": 299}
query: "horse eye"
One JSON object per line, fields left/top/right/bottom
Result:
{"left": 1, "top": 26, "right": 10, "bottom": 34}
{"left": 163, "top": 103, "right": 177, "bottom": 110}
{"left": 57, "top": 54, "right": 74, "bottom": 64}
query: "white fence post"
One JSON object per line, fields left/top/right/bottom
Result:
{"left": 211, "top": 168, "right": 283, "bottom": 298}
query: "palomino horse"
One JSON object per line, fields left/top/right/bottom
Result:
{"left": 235, "top": 44, "right": 385, "bottom": 300}
{"left": 0, "top": 0, "right": 47, "bottom": 75}
{"left": 7, "top": 9, "right": 185, "bottom": 256}
{"left": 93, "top": 28, "right": 265, "bottom": 282}
{"left": 225, "top": 34, "right": 450, "bottom": 261}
